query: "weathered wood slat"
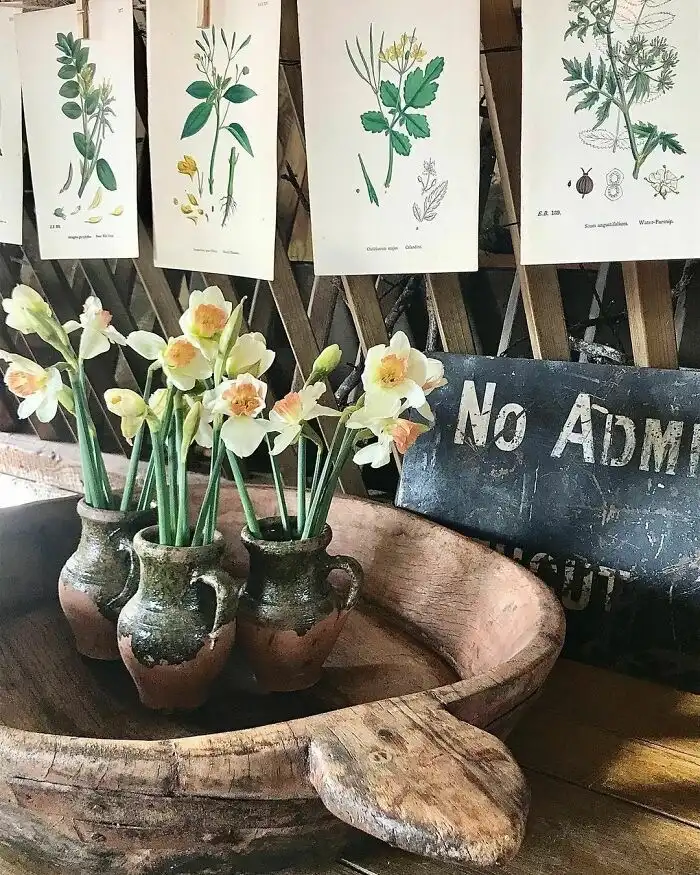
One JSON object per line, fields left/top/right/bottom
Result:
{"left": 480, "top": 0, "right": 570, "bottom": 362}
{"left": 342, "top": 276, "right": 389, "bottom": 355}
{"left": 622, "top": 262, "right": 678, "bottom": 369}
{"left": 425, "top": 275, "right": 476, "bottom": 354}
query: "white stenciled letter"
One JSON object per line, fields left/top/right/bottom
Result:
{"left": 640, "top": 419, "right": 684, "bottom": 475}
{"left": 551, "top": 393, "right": 595, "bottom": 464}
{"left": 690, "top": 424, "right": 700, "bottom": 477}
{"left": 494, "top": 403, "right": 527, "bottom": 452}
{"left": 454, "top": 381, "right": 496, "bottom": 447}
{"left": 601, "top": 414, "right": 636, "bottom": 467}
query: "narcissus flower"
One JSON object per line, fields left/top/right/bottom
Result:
{"left": 208, "top": 374, "right": 275, "bottom": 458}
{"left": 362, "top": 331, "right": 429, "bottom": 409}
{"left": 1, "top": 352, "right": 67, "bottom": 423}
{"left": 127, "top": 331, "right": 213, "bottom": 391}
{"left": 346, "top": 395, "right": 429, "bottom": 469}
{"left": 180, "top": 286, "right": 233, "bottom": 361}
{"left": 226, "top": 332, "right": 275, "bottom": 379}
{"left": 268, "top": 383, "right": 339, "bottom": 455}
{"left": 148, "top": 388, "right": 169, "bottom": 421}
{"left": 64, "top": 296, "right": 126, "bottom": 360}
{"left": 310, "top": 344, "right": 342, "bottom": 381}
{"left": 2, "top": 285, "right": 53, "bottom": 335}
{"left": 104, "top": 388, "right": 152, "bottom": 441}
{"left": 417, "top": 357, "right": 448, "bottom": 422}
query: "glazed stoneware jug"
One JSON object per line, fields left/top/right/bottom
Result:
{"left": 117, "top": 527, "right": 242, "bottom": 710}
{"left": 237, "top": 518, "right": 363, "bottom": 692}
{"left": 59, "top": 500, "right": 154, "bottom": 660}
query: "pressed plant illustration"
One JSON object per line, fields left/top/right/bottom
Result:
{"left": 645, "top": 164, "right": 683, "bottom": 199}
{"left": 562, "top": 0, "right": 684, "bottom": 180}
{"left": 180, "top": 27, "right": 256, "bottom": 228}
{"left": 56, "top": 32, "right": 118, "bottom": 199}
{"left": 347, "top": 28, "right": 445, "bottom": 205}
{"left": 412, "top": 158, "right": 448, "bottom": 222}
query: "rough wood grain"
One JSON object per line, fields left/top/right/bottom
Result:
{"left": 622, "top": 262, "right": 678, "bottom": 369}
{"left": 0, "top": 449, "right": 564, "bottom": 874}
{"left": 425, "top": 275, "right": 476, "bottom": 355}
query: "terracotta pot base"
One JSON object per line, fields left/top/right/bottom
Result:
{"left": 238, "top": 610, "right": 350, "bottom": 692}
{"left": 118, "top": 623, "right": 237, "bottom": 710}
{"left": 59, "top": 579, "right": 120, "bottom": 660}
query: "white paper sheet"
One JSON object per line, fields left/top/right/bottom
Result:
{"left": 298, "top": 0, "right": 480, "bottom": 277}
{"left": 15, "top": 1, "right": 138, "bottom": 260}
{"left": 521, "top": 0, "right": 700, "bottom": 265}
{"left": 148, "top": 0, "right": 281, "bottom": 281}
{"left": 0, "top": 8, "right": 24, "bottom": 246}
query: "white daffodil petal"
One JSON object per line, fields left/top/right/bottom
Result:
{"left": 390, "top": 331, "right": 411, "bottom": 355}
{"left": 127, "top": 331, "right": 167, "bottom": 361}
{"left": 63, "top": 320, "right": 81, "bottom": 334}
{"left": 105, "top": 326, "right": 127, "bottom": 346}
{"left": 80, "top": 326, "right": 111, "bottom": 361}
{"left": 17, "top": 393, "right": 44, "bottom": 420}
{"left": 35, "top": 393, "right": 59, "bottom": 424}
{"left": 354, "top": 440, "right": 392, "bottom": 469}
{"left": 221, "top": 416, "right": 273, "bottom": 458}
{"left": 271, "top": 425, "right": 301, "bottom": 456}
{"left": 195, "top": 419, "right": 214, "bottom": 449}
{"left": 256, "top": 349, "right": 276, "bottom": 377}
{"left": 404, "top": 382, "right": 427, "bottom": 410}
{"left": 416, "top": 401, "right": 435, "bottom": 423}
{"left": 308, "top": 405, "right": 341, "bottom": 420}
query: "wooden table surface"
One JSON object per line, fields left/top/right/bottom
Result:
{"left": 333, "top": 659, "right": 700, "bottom": 875}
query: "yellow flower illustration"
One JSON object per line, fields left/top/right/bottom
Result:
{"left": 177, "top": 155, "right": 198, "bottom": 181}
{"left": 411, "top": 44, "right": 427, "bottom": 61}
{"left": 187, "top": 193, "right": 198, "bottom": 206}
{"left": 181, "top": 203, "right": 193, "bottom": 215}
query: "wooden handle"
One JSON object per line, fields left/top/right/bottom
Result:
{"left": 308, "top": 698, "right": 529, "bottom": 867}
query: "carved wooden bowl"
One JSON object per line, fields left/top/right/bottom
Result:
{"left": 0, "top": 487, "right": 565, "bottom": 875}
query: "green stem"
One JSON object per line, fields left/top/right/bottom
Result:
{"left": 222, "top": 147, "right": 238, "bottom": 227}
{"left": 205, "top": 473, "right": 221, "bottom": 545}
{"left": 226, "top": 448, "right": 261, "bottom": 537}
{"left": 384, "top": 141, "right": 395, "bottom": 189}
{"left": 150, "top": 428, "right": 172, "bottom": 545}
{"left": 120, "top": 368, "right": 154, "bottom": 512}
{"left": 167, "top": 417, "right": 178, "bottom": 534}
{"left": 175, "top": 398, "right": 189, "bottom": 546}
{"left": 69, "top": 372, "right": 97, "bottom": 506}
{"left": 208, "top": 105, "right": 221, "bottom": 196}
{"left": 302, "top": 422, "right": 344, "bottom": 540}
{"left": 76, "top": 368, "right": 112, "bottom": 508}
{"left": 297, "top": 435, "right": 307, "bottom": 537}
{"left": 307, "top": 430, "right": 356, "bottom": 539}
{"left": 265, "top": 435, "right": 291, "bottom": 537}
{"left": 309, "top": 446, "right": 324, "bottom": 509}
{"left": 137, "top": 453, "right": 156, "bottom": 512}
{"left": 192, "top": 431, "right": 225, "bottom": 546}
{"left": 604, "top": 0, "right": 640, "bottom": 171}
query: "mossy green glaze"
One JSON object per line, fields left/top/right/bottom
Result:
{"left": 117, "top": 527, "right": 243, "bottom": 710}
{"left": 58, "top": 500, "right": 156, "bottom": 660}
{"left": 238, "top": 518, "right": 364, "bottom": 691}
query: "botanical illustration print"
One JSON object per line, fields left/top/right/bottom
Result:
{"left": 347, "top": 28, "right": 444, "bottom": 206}
{"left": 412, "top": 158, "right": 448, "bottom": 223}
{"left": 176, "top": 27, "right": 256, "bottom": 229}
{"left": 562, "top": 0, "right": 685, "bottom": 180}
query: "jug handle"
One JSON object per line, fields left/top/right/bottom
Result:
{"left": 193, "top": 569, "right": 244, "bottom": 639}
{"left": 326, "top": 555, "right": 363, "bottom": 611}
{"left": 105, "top": 533, "right": 139, "bottom": 614}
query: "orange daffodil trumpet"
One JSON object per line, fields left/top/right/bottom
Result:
{"left": 127, "top": 331, "right": 213, "bottom": 392}
{"left": 207, "top": 375, "right": 276, "bottom": 458}
{"left": 269, "top": 383, "right": 340, "bottom": 455}
{"left": 0, "top": 352, "right": 72, "bottom": 423}
{"left": 346, "top": 396, "right": 429, "bottom": 469}
{"left": 179, "top": 286, "right": 233, "bottom": 362}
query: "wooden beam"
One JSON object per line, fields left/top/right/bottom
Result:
{"left": 622, "top": 262, "right": 678, "bottom": 369}
{"left": 425, "top": 275, "right": 475, "bottom": 354}
{"left": 342, "top": 276, "right": 389, "bottom": 355}
{"left": 481, "top": 0, "right": 570, "bottom": 361}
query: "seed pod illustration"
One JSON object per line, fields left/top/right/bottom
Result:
{"left": 576, "top": 169, "right": 594, "bottom": 198}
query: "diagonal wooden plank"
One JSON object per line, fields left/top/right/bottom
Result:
{"left": 269, "top": 236, "right": 366, "bottom": 496}
{"left": 622, "top": 262, "right": 678, "bottom": 369}
{"left": 425, "top": 274, "right": 476, "bottom": 354}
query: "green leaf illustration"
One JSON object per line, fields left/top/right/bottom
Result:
{"left": 224, "top": 123, "right": 254, "bottom": 157}
{"left": 186, "top": 81, "right": 214, "bottom": 99}
{"left": 403, "top": 57, "right": 445, "bottom": 109}
{"left": 404, "top": 113, "right": 430, "bottom": 138}
{"left": 59, "top": 81, "right": 80, "bottom": 99}
{"left": 594, "top": 98, "right": 612, "bottom": 129}
{"left": 380, "top": 80, "right": 400, "bottom": 110}
{"left": 73, "top": 132, "right": 95, "bottom": 161}
{"left": 75, "top": 46, "right": 89, "bottom": 73}
{"left": 62, "top": 101, "right": 82, "bottom": 120}
{"left": 223, "top": 84, "right": 257, "bottom": 103}
{"left": 58, "top": 65, "right": 77, "bottom": 80}
{"left": 96, "top": 158, "right": 117, "bottom": 191}
{"left": 389, "top": 130, "right": 411, "bottom": 156}
{"left": 85, "top": 91, "right": 99, "bottom": 115}
{"left": 358, "top": 153, "right": 379, "bottom": 206}
{"left": 361, "top": 111, "right": 389, "bottom": 133}
{"left": 181, "top": 102, "right": 213, "bottom": 138}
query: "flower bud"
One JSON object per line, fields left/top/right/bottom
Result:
{"left": 58, "top": 386, "right": 75, "bottom": 414}
{"left": 217, "top": 299, "right": 246, "bottom": 362}
{"left": 310, "top": 344, "right": 342, "bottom": 381}
{"left": 181, "top": 400, "right": 203, "bottom": 461}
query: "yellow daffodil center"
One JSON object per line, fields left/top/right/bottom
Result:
{"left": 193, "top": 303, "right": 228, "bottom": 338}
{"left": 273, "top": 392, "right": 302, "bottom": 424}
{"left": 377, "top": 354, "right": 408, "bottom": 388}
{"left": 6, "top": 367, "right": 45, "bottom": 398}
{"left": 388, "top": 419, "right": 423, "bottom": 454}
{"left": 165, "top": 339, "right": 197, "bottom": 369}
{"left": 222, "top": 382, "right": 262, "bottom": 417}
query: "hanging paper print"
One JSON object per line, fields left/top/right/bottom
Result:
{"left": 521, "top": 0, "right": 700, "bottom": 264}
{"left": 0, "top": 7, "right": 23, "bottom": 246}
{"left": 14, "top": 1, "right": 138, "bottom": 259}
{"left": 148, "top": 0, "right": 281, "bottom": 281}
{"left": 297, "top": 0, "right": 480, "bottom": 276}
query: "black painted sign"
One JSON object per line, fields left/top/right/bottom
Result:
{"left": 397, "top": 355, "right": 700, "bottom": 691}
